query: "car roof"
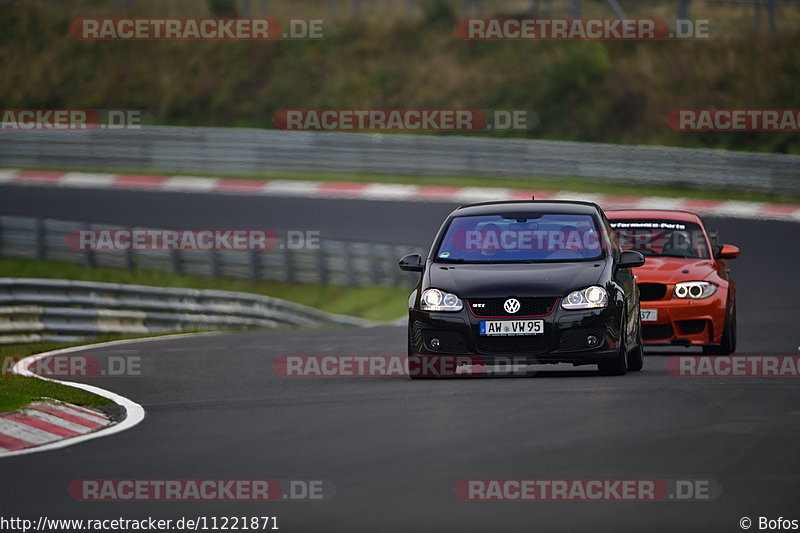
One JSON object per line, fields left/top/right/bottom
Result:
{"left": 454, "top": 200, "right": 601, "bottom": 217}
{"left": 605, "top": 209, "right": 703, "bottom": 224}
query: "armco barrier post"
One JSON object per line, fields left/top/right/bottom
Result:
{"left": 283, "top": 246, "right": 294, "bottom": 283}
{"left": 34, "top": 218, "right": 45, "bottom": 260}
{"left": 344, "top": 242, "right": 355, "bottom": 287}
{"left": 768, "top": 0, "right": 776, "bottom": 33}
{"left": 316, "top": 240, "right": 328, "bottom": 285}
{"left": 678, "top": 0, "right": 690, "bottom": 20}
{"left": 209, "top": 250, "right": 221, "bottom": 278}
{"left": 571, "top": 0, "right": 582, "bottom": 18}
{"left": 124, "top": 246, "right": 135, "bottom": 270}
{"left": 248, "top": 250, "right": 260, "bottom": 281}
{"left": 169, "top": 248, "right": 182, "bottom": 274}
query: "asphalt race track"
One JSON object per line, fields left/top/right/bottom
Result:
{"left": 1, "top": 183, "right": 799, "bottom": 532}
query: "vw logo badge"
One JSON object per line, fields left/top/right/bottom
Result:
{"left": 503, "top": 298, "right": 521, "bottom": 314}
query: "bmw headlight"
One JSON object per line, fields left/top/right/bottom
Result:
{"left": 562, "top": 286, "right": 608, "bottom": 310}
{"left": 421, "top": 288, "right": 463, "bottom": 312}
{"left": 674, "top": 281, "right": 717, "bottom": 299}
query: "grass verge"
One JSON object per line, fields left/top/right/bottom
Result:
{"left": 0, "top": 375, "right": 110, "bottom": 414}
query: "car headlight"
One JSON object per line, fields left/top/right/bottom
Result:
{"left": 674, "top": 281, "right": 717, "bottom": 299}
{"left": 562, "top": 286, "right": 608, "bottom": 310}
{"left": 420, "top": 288, "right": 463, "bottom": 312}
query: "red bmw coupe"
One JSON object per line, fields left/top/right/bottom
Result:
{"left": 607, "top": 209, "right": 740, "bottom": 354}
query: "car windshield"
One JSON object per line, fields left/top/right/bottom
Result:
{"left": 609, "top": 219, "right": 710, "bottom": 259}
{"left": 434, "top": 213, "right": 604, "bottom": 263}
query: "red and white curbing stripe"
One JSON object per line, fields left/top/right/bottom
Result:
{"left": 0, "top": 400, "right": 111, "bottom": 453}
{"left": 1, "top": 168, "right": 799, "bottom": 222}
{"left": 1, "top": 338, "right": 152, "bottom": 458}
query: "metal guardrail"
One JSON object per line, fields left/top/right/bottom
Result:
{"left": 1, "top": 127, "right": 797, "bottom": 194}
{"left": 0, "top": 278, "right": 371, "bottom": 345}
{"left": 0, "top": 216, "right": 424, "bottom": 288}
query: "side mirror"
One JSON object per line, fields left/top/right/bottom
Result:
{"left": 717, "top": 244, "right": 740, "bottom": 259}
{"left": 398, "top": 253, "right": 424, "bottom": 272}
{"left": 618, "top": 250, "right": 645, "bottom": 269}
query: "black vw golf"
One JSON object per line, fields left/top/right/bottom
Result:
{"left": 399, "top": 200, "right": 646, "bottom": 376}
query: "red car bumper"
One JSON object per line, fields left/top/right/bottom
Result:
{"left": 640, "top": 288, "right": 728, "bottom": 346}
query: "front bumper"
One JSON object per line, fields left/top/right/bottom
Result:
{"left": 640, "top": 290, "right": 727, "bottom": 346}
{"left": 409, "top": 302, "right": 623, "bottom": 366}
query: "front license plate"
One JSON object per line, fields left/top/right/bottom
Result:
{"left": 640, "top": 309, "right": 658, "bottom": 322}
{"left": 480, "top": 320, "right": 544, "bottom": 336}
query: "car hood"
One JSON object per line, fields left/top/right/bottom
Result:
{"left": 426, "top": 261, "right": 606, "bottom": 298}
{"left": 633, "top": 256, "right": 716, "bottom": 284}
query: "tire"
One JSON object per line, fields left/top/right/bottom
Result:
{"left": 598, "top": 312, "right": 628, "bottom": 376}
{"left": 703, "top": 300, "right": 736, "bottom": 356}
{"left": 627, "top": 312, "right": 645, "bottom": 372}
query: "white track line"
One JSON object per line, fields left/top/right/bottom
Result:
{"left": 60, "top": 172, "right": 117, "bottom": 188}
{"left": 0, "top": 169, "right": 19, "bottom": 183}
{"left": 713, "top": 201, "right": 765, "bottom": 218}
{"left": 360, "top": 183, "right": 418, "bottom": 200}
{"left": 550, "top": 191, "right": 604, "bottom": 204}
{"left": 634, "top": 197, "right": 688, "bottom": 210}
{"left": 2, "top": 331, "right": 222, "bottom": 458}
{"left": 162, "top": 176, "right": 220, "bottom": 192}
{"left": 452, "top": 187, "right": 514, "bottom": 203}
{"left": 261, "top": 180, "right": 321, "bottom": 196}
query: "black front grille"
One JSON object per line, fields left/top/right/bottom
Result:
{"left": 476, "top": 333, "right": 552, "bottom": 354}
{"left": 643, "top": 324, "right": 674, "bottom": 340}
{"left": 638, "top": 283, "right": 667, "bottom": 301}
{"left": 677, "top": 319, "right": 707, "bottom": 335}
{"left": 468, "top": 297, "right": 556, "bottom": 317}
{"left": 558, "top": 327, "right": 606, "bottom": 352}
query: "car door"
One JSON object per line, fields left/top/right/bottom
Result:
{"left": 601, "top": 212, "right": 639, "bottom": 343}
